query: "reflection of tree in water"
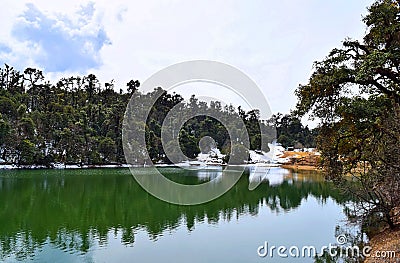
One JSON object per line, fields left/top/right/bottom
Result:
{"left": 315, "top": 224, "right": 367, "bottom": 263}
{"left": 0, "top": 168, "right": 350, "bottom": 260}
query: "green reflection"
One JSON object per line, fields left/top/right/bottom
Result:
{"left": 0, "top": 168, "right": 349, "bottom": 261}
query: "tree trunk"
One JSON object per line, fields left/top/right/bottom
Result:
{"left": 386, "top": 212, "right": 395, "bottom": 229}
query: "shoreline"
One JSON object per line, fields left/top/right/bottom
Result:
{"left": 279, "top": 164, "right": 320, "bottom": 171}
{"left": 0, "top": 163, "right": 314, "bottom": 170}
{"left": 364, "top": 208, "right": 400, "bottom": 262}
{"left": 0, "top": 150, "right": 321, "bottom": 171}
{"left": 0, "top": 163, "right": 135, "bottom": 170}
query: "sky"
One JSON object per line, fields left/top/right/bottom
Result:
{"left": 0, "top": 0, "right": 375, "bottom": 125}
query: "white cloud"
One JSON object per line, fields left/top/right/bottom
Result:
{"left": 0, "top": 0, "right": 375, "bottom": 121}
{"left": 0, "top": 2, "right": 110, "bottom": 73}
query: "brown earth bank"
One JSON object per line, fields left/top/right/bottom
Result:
{"left": 278, "top": 151, "right": 320, "bottom": 171}
{"left": 364, "top": 226, "right": 400, "bottom": 263}
{"left": 364, "top": 208, "right": 400, "bottom": 262}
{"left": 279, "top": 164, "right": 319, "bottom": 171}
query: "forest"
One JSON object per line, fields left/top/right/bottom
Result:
{"left": 0, "top": 64, "right": 315, "bottom": 166}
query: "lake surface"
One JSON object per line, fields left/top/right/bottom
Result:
{"left": 0, "top": 167, "right": 351, "bottom": 262}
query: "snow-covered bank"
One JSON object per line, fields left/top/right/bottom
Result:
{"left": 0, "top": 144, "right": 320, "bottom": 170}
{"left": 0, "top": 163, "right": 134, "bottom": 170}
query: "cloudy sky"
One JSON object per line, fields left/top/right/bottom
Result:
{"left": 0, "top": 0, "right": 374, "bottom": 123}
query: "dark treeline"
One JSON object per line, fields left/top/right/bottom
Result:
{"left": 268, "top": 113, "right": 316, "bottom": 149}
{"left": 0, "top": 64, "right": 315, "bottom": 166}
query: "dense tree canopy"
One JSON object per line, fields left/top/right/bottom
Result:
{"left": 0, "top": 65, "right": 313, "bottom": 166}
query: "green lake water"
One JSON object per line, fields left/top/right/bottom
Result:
{"left": 0, "top": 167, "right": 351, "bottom": 262}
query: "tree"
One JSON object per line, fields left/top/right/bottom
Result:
{"left": 17, "top": 139, "right": 36, "bottom": 165}
{"left": 18, "top": 117, "right": 35, "bottom": 139}
{"left": 126, "top": 79, "right": 140, "bottom": 94}
{"left": 178, "top": 129, "right": 199, "bottom": 159}
{"left": 0, "top": 96, "right": 16, "bottom": 117}
{"left": 99, "top": 137, "right": 116, "bottom": 162}
{"left": 84, "top": 74, "right": 99, "bottom": 102}
{"left": 295, "top": 0, "right": 400, "bottom": 229}
{"left": 0, "top": 63, "right": 281, "bottom": 169}
{"left": 0, "top": 115, "right": 10, "bottom": 161}
{"left": 268, "top": 113, "right": 316, "bottom": 148}
{"left": 24, "top": 68, "right": 44, "bottom": 111}
{"left": 223, "top": 143, "right": 249, "bottom": 165}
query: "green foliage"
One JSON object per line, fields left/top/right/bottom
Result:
{"left": 295, "top": 0, "right": 400, "bottom": 229}
{"left": 17, "top": 139, "right": 36, "bottom": 165}
{"left": 0, "top": 64, "right": 289, "bottom": 166}
{"left": 0, "top": 117, "right": 10, "bottom": 143}
{"left": 99, "top": 137, "right": 116, "bottom": 162}
{"left": 268, "top": 113, "right": 316, "bottom": 148}
{"left": 178, "top": 129, "right": 199, "bottom": 159}
{"left": 0, "top": 96, "right": 16, "bottom": 116}
{"left": 0, "top": 65, "right": 136, "bottom": 165}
